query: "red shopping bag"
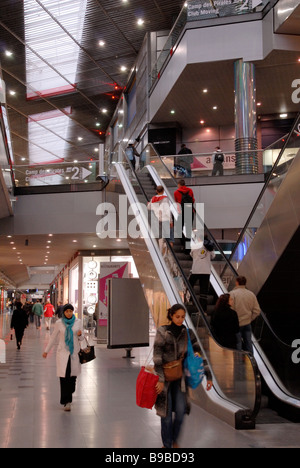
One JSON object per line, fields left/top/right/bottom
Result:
{"left": 136, "top": 366, "right": 159, "bottom": 409}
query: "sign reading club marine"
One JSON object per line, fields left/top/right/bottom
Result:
{"left": 186, "top": 0, "right": 266, "bottom": 20}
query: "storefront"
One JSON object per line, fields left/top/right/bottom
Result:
{"left": 52, "top": 250, "right": 139, "bottom": 327}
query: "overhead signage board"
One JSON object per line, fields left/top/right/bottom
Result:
{"left": 186, "top": 0, "right": 264, "bottom": 20}
{"left": 23, "top": 163, "right": 95, "bottom": 186}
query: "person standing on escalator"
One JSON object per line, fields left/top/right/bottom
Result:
{"left": 147, "top": 185, "right": 174, "bottom": 254}
{"left": 229, "top": 276, "right": 261, "bottom": 355}
{"left": 174, "top": 179, "right": 195, "bottom": 254}
{"left": 125, "top": 143, "right": 140, "bottom": 171}
{"left": 189, "top": 236, "right": 215, "bottom": 313}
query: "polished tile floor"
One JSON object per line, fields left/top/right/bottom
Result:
{"left": 0, "top": 316, "right": 300, "bottom": 448}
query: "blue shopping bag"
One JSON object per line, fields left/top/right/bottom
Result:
{"left": 184, "top": 328, "right": 205, "bottom": 389}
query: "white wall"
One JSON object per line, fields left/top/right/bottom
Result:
{"left": 171, "top": 182, "right": 264, "bottom": 229}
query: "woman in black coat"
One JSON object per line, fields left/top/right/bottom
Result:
{"left": 211, "top": 294, "right": 240, "bottom": 350}
{"left": 10, "top": 302, "right": 28, "bottom": 350}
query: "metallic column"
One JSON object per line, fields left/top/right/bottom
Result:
{"left": 234, "top": 60, "right": 258, "bottom": 174}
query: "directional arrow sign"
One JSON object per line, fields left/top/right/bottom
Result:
{"left": 81, "top": 167, "right": 93, "bottom": 180}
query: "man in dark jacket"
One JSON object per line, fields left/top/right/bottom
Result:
{"left": 176, "top": 144, "right": 194, "bottom": 177}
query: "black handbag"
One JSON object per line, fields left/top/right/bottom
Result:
{"left": 78, "top": 337, "right": 96, "bottom": 364}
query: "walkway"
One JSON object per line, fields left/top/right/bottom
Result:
{"left": 0, "top": 316, "right": 299, "bottom": 448}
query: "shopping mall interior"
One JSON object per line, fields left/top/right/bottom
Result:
{"left": 0, "top": 0, "right": 300, "bottom": 449}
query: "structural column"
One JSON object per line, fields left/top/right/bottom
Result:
{"left": 234, "top": 59, "right": 258, "bottom": 174}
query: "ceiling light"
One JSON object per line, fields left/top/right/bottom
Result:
{"left": 9, "top": 90, "right": 16, "bottom": 96}
{"left": 200, "top": 120, "right": 205, "bottom": 124}
{"left": 170, "top": 110, "right": 175, "bottom": 114}
{"left": 78, "top": 137, "right": 83, "bottom": 141}
{"left": 5, "top": 50, "right": 13, "bottom": 57}
{"left": 203, "top": 89, "right": 208, "bottom": 93}
{"left": 121, "top": 66, "right": 127, "bottom": 72}
{"left": 213, "top": 106, "right": 218, "bottom": 110}
{"left": 102, "top": 108, "right": 108, "bottom": 114}
{"left": 137, "top": 18, "right": 144, "bottom": 26}
{"left": 280, "top": 113, "right": 288, "bottom": 118}
{"left": 99, "top": 40, "right": 105, "bottom": 47}
{"left": 257, "top": 102, "right": 262, "bottom": 106}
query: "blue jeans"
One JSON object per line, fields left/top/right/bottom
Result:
{"left": 161, "top": 380, "right": 186, "bottom": 448}
{"left": 237, "top": 324, "right": 253, "bottom": 354}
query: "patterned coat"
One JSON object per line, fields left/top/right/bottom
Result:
{"left": 153, "top": 325, "right": 210, "bottom": 418}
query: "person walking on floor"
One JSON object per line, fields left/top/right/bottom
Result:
{"left": 44, "top": 300, "right": 55, "bottom": 330}
{"left": 32, "top": 300, "right": 43, "bottom": 329}
{"left": 176, "top": 144, "right": 194, "bottom": 177}
{"left": 229, "top": 276, "right": 261, "bottom": 354}
{"left": 211, "top": 146, "right": 224, "bottom": 176}
{"left": 211, "top": 294, "right": 240, "bottom": 349}
{"left": 189, "top": 236, "right": 215, "bottom": 312}
{"left": 153, "top": 304, "right": 212, "bottom": 449}
{"left": 43, "top": 304, "right": 84, "bottom": 411}
{"left": 10, "top": 302, "right": 28, "bottom": 350}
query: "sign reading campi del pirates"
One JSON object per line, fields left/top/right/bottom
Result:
{"left": 186, "top": 0, "right": 265, "bottom": 20}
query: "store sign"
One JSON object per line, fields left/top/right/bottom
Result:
{"left": 187, "top": 0, "right": 264, "bottom": 20}
{"left": 192, "top": 154, "right": 236, "bottom": 171}
{"left": 98, "top": 263, "right": 129, "bottom": 324}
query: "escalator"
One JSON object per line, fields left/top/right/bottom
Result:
{"left": 110, "top": 160, "right": 261, "bottom": 430}
{"left": 219, "top": 113, "right": 300, "bottom": 420}
{"left": 121, "top": 131, "right": 300, "bottom": 423}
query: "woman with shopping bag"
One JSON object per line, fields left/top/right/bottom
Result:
{"left": 153, "top": 304, "right": 212, "bottom": 449}
{"left": 43, "top": 304, "right": 84, "bottom": 411}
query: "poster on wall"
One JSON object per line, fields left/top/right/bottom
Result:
{"left": 98, "top": 262, "right": 129, "bottom": 326}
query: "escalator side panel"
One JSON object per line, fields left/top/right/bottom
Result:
{"left": 238, "top": 149, "right": 300, "bottom": 296}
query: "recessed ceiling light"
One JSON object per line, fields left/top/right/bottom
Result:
{"left": 137, "top": 18, "right": 144, "bottom": 26}
{"left": 170, "top": 110, "right": 175, "bottom": 114}
{"left": 102, "top": 108, "right": 108, "bottom": 114}
{"left": 121, "top": 66, "right": 127, "bottom": 72}
{"left": 5, "top": 51, "right": 13, "bottom": 57}
{"left": 280, "top": 113, "right": 288, "bottom": 118}
{"left": 203, "top": 89, "right": 208, "bottom": 93}
{"left": 200, "top": 120, "right": 205, "bottom": 124}
{"left": 257, "top": 102, "right": 262, "bottom": 106}
{"left": 9, "top": 90, "right": 16, "bottom": 96}
{"left": 213, "top": 106, "right": 218, "bottom": 110}
{"left": 99, "top": 40, "right": 105, "bottom": 47}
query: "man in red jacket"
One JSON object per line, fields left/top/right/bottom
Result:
{"left": 44, "top": 300, "right": 55, "bottom": 330}
{"left": 174, "top": 179, "right": 195, "bottom": 253}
